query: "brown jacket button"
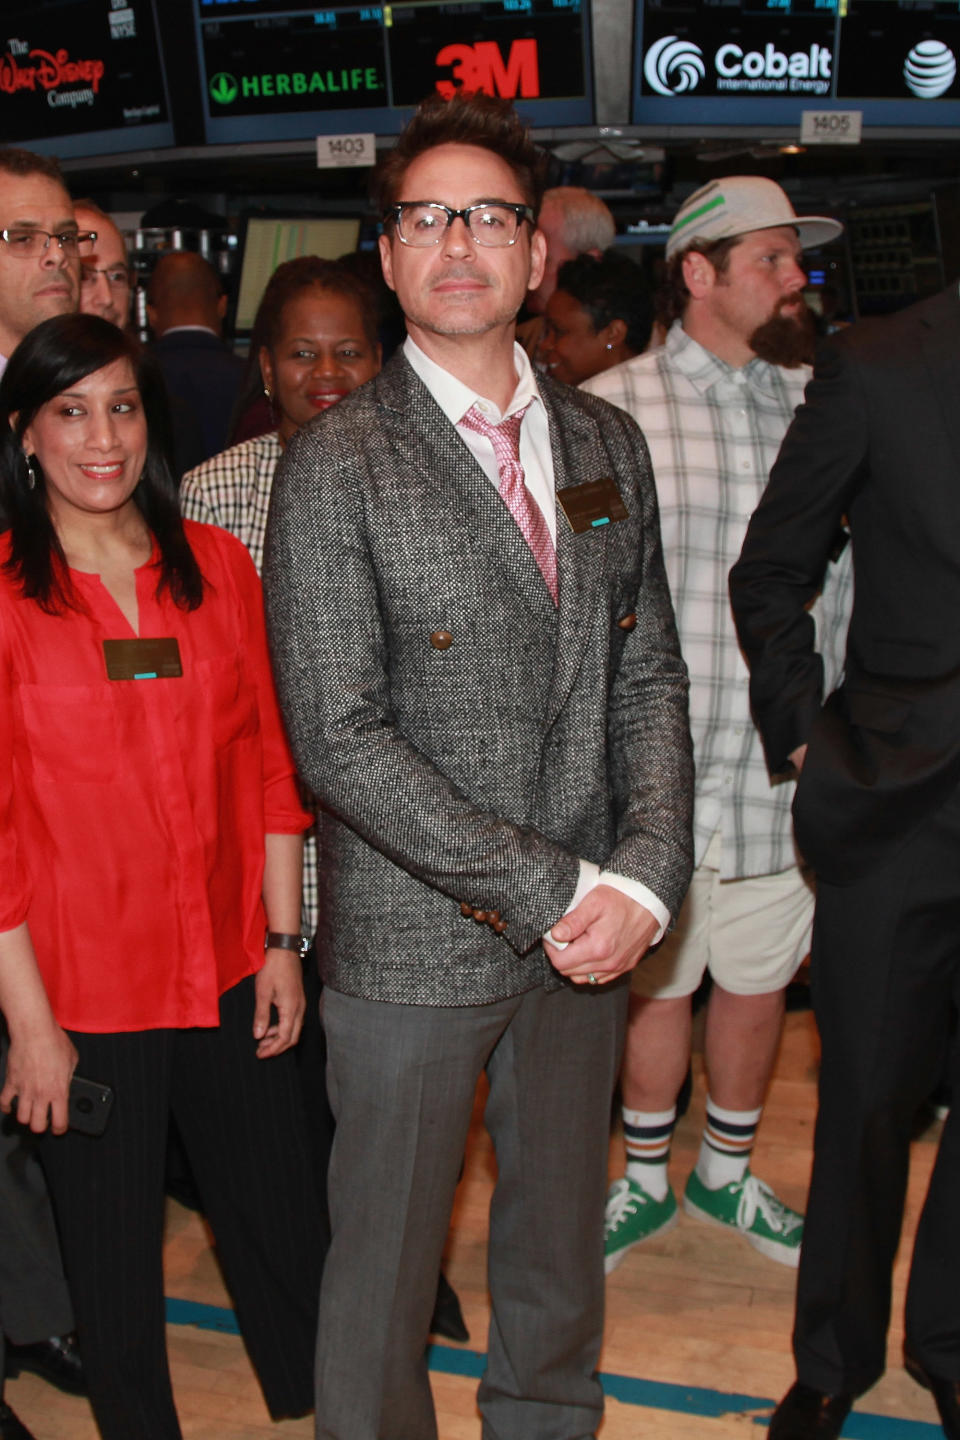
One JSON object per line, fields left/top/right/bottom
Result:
{"left": 460, "top": 901, "right": 473, "bottom": 917}
{"left": 617, "top": 613, "right": 637, "bottom": 631}
{"left": 492, "top": 919, "right": 508, "bottom": 934}
{"left": 430, "top": 630, "right": 453, "bottom": 650}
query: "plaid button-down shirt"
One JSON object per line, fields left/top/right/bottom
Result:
{"left": 583, "top": 321, "right": 852, "bottom": 880}
{"left": 181, "top": 431, "right": 320, "bottom": 936}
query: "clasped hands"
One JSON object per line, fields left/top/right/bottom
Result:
{"left": 545, "top": 884, "right": 659, "bottom": 986}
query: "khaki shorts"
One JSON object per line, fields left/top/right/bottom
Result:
{"left": 631, "top": 831, "right": 814, "bottom": 1000}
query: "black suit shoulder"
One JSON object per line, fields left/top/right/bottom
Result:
{"left": 821, "top": 284, "right": 959, "bottom": 371}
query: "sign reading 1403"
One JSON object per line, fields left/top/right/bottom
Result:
{"left": 316, "top": 132, "right": 376, "bottom": 168}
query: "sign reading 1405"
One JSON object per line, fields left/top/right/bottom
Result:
{"left": 800, "top": 110, "right": 863, "bottom": 144}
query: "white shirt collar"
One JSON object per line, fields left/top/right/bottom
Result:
{"left": 403, "top": 334, "right": 543, "bottom": 426}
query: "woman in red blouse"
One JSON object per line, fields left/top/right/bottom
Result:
{"left": 0, "top": 314, "right": 321, "bottom": 1439}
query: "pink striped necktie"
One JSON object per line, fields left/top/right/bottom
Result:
{"left": 461, "top": 401, "right": 558, "bottom": 606}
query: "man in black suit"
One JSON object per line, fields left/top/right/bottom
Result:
{"left": 148, "top": 251, "right": 243, "bottom": 470}
{"left": 730, "top": 287, "right": 960, "bottom": 1440}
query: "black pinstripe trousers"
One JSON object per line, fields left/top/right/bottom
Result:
{"left": 39, "top": 974, "right": 323, "bottom": 1440}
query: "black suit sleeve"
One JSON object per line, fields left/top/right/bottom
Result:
{"left": 729, "top": 337, "right": 867, "bottom": 774}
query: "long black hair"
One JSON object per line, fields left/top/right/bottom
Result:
{"left": 0, "top": 313, "right": 204, "bottom": 614}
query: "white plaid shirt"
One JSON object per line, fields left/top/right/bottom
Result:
{"left": 181, "top": 432, "right": 319, "bottom": 936}
{"left": 583, "top": 321, "right": 852, "bottom": 880}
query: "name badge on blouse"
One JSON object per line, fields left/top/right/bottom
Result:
{"left": 556, "top": 477, "right": 628, "bottom": 534}
{"left": 102, "top": 638, "right": 183, "bottom": 681}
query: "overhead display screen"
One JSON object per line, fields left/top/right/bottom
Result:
{"left": 194, "top": 0, "right": 593, "bottom": 141}
{"left": 633, "top": 0, "right": 960, "bottom": 129}
{"left": 0, "top": 0, "right": 174, "bottom": 157}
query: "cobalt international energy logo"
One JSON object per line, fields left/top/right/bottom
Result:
{"left": 903, "top": 40, "right": 956, "bottom": 99}
{"left": 644, "top": 35, "right": 705, "bottom": 96}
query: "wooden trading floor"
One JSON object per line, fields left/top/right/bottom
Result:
{"left": 11, "top": 1007, "right": 946, "bottom": 1439}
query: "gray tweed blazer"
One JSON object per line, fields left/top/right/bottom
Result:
{"left": 263, "top": 350, "right": 693, "bottom": 1006}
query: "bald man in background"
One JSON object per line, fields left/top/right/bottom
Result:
{"left": 148, "top": 250, "right": 244, "bottom": 466}
{"left": 516, "top": 185, "right": 616, "bottom": 361}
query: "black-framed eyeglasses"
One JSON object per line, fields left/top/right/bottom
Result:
{"left": 384, "top": 202, "right": 535, "bottom": 248}
{"left": 81, "top": 264, "right": 132, "bottom": 290}
{"left": 0, "top": 228, "right": 97, "bottom": 259}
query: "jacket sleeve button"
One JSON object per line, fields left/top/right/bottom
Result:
{"left": 430, "top": 630, "right": 454, "bottom": 650}
{"left": 617, "top": 613, "right": 637, "bottom": 631}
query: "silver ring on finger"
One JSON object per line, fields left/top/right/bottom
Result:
{"left": 587, "top": 973, "right": 598, "bottom": 985}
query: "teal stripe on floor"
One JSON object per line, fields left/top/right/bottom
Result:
{"left": 165, "top": 1299, "right": 943, "bottom": 1435}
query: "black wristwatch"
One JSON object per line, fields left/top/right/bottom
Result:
{"left": 264, "top": 931, "right": 310, "bottom": 959}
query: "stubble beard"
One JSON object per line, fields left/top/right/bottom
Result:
{"left": 400, "top": 260, "right": 525, "bottom": 339}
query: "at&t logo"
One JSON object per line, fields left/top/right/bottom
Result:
{"left": 644, "top": 35, "right": 705, "bottom": 96}
{"left": 903, "top": 40, "right": 956, "bottom": 99}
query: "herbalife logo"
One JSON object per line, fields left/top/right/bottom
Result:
{"left": 903, "top": 40, "right": 956, "bottom": 99}
{"left": 209, "top": 72, "right": 238, "bottom": 105}
{"left": 644, "top": 35, "right": 705, "bottom": 96}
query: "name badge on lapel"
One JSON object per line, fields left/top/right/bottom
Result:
{"left": 102, "top": 638, "right": 183, "bottom": 681}
{"left": 556, "top": 477, "right": 628, "bottom": 534}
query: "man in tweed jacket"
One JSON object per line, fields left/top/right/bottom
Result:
{"left": 263, "top": 94, "right": 693, "bottom": 1440}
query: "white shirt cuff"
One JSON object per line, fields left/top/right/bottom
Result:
{"left": 545, "top": 861, "right": 670, "bottom": 948}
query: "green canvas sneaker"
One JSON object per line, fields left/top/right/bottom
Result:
{"left": 683, "top": 1169, "right": 803, "bottom": 1266}
{"left": 604, "top": 1177, "right": 678, "bottom": 1274}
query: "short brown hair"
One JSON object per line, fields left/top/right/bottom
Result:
{"left": 656, "top": 235, "right": 742, "bottom": 327}
{"left": 374, "top": 92, "right": 547, "bottom": 219}
{"left": 0, "top": 147, "right": 66, "bottom": 186}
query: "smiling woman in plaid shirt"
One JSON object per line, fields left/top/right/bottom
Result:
{"left": 584, "top": 176, "right": 852, "bottom": 1276}
{"left": 180, "top": 257, "right": 382, "bottom": 938}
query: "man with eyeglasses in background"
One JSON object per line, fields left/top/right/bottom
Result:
{"left": 0, "top": 149, "right": 90, "bottom": 376}
{"left": 264, "top": 92, "right": 692, "bottom": 1440}
{"left": 73, "top": 200, "right": 133, "bottom": 331}
{"left": 0, "top": 147, "right": 90, "bottom": 1440}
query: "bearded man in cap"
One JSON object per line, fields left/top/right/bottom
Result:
{"left": 583, "top": 176, "right": 851, "bottom": 1275}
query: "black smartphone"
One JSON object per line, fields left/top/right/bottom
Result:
{"left": 68, "top": 1076, "right": 114, "bottom": 1136}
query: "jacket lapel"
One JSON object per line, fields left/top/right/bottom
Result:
{"left": 374, "top": 353, "right": 557, "bottom": 622}
{"left": 539, "top": 381, "right": 610, "bottom": 729}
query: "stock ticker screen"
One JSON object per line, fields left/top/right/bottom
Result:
{"left": 633, "top": 0, "right": 960, "bottom": 129}
{"left": 194, "top": 0, "right": 593, "bottom": 141}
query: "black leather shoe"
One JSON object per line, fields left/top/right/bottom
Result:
{"left": 904, "top": 1349, "right": 960, "bottom": 1439}
{"left": 5, "top": 1333, "right": 86, "bottom": 1396}
{"left": 768, "top": 1382, "right": 855, "bottom": 1439}
{"left": 429, "top": 1271, "right": 469, "bottom": 1343}
{"left": 0, "top": 1400, "right": 36, "bottom": 1440}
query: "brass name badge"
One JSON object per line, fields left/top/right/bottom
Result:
{"left": 102, "top": 637, "right": 183, "bottom": 681}
{"left": 556, "top": 477, "right": 628, "bottom": 534}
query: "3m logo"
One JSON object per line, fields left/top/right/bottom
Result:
{"left": 435, "top": 39, "right": 540, "bottom": 100}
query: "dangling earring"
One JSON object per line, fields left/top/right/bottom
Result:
{"left": 605, "top": 342, "right": 614, "bottom": 351}
{"left": 24, "top": 454, "right": 36, "bottom": 490}
{"left": 263, "top": 386, "right": 272, "bottom": 401}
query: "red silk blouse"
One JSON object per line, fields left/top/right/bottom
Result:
{"left": 0, "top": 521, "right": 311, "bottom": 1033}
